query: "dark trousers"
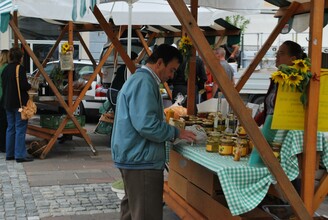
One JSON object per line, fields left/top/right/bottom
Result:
{"left": 119, "top": 169, "right": 164, "bottom": 220}
{"left": 0, "top": 105, "right": 7, "bottom": 152}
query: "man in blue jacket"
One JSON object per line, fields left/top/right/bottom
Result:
{"left": 111, "top": 44, "right": 196, "bottom": 220}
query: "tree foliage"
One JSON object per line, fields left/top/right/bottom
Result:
{"left": 225, "top": 15, "right": 250, "bottom": 33}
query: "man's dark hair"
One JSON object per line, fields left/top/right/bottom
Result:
{"left": 9, "top": 47, "right": 23, "bottom": 64}
{"left": 131, "top": 51, "right": 138, "bottom": 61}
{"left": 146, "top": 44, "right": 183, "bottom": 66}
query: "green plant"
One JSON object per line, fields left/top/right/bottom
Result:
{"left": 50, "top": 66, "right": 64, "bottom": 89}
{"left": 225, "top": 15, "right": 250, "bottom": 33}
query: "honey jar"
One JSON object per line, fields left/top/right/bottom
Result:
{"left": 206, "top": 139, "right": 218, "bottom": 152}
{"left": 219, "top": 138, "right": 234, "bottom": 155}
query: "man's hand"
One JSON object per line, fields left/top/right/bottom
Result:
{"left": 178, "top": 129, "right": 196, "bottom": 142}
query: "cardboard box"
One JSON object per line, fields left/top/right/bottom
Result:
{"left": 188, "top": 159, "right": 221, "bottom": 196}
{"left": 187, "top": 182, "right": 240, "bottom": 220}
{"left": 168, "top": 169, "right": 188, "bottom": 200}
{"left": 169, "top": 150, "right": 191, "bottom": 179}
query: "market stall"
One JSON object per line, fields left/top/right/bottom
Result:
{"left": 163, "top": 0, "right": 327, "bottom": 219}
{"left": 1, "top": 0, "right": 326, "bottom": 218}
{"left": 0, "top": 0, "right": 241, "bottom": 159}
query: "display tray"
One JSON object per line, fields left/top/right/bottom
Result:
{"left": 40, "top": 114, "right": 85, "bottom": 129}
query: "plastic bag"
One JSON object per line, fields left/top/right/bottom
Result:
{"left": 164, "top": 93, "right": 187, "bottom": 119}
{"left": 94, "top": 112, "right": 114, "bottom": 135}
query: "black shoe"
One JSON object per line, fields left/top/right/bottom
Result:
{"left": 16, "top": 157, "right": 34, "bottom": 163}
{"left": 6, "top": 156, "right": 15, "bottom": 160}
{"left": 0, "top": 149, "right": 6, "bottom": 153}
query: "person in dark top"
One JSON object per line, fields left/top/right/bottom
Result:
{"left": 0, "top": 49, "right": 9, "bottom": 153}
{"left": 169, "top": 56, "right": 207, "bottom": 109}
{"left": 108, "top": 51, "right": 138, "bottom": 107}
{"left": 2, "top": 47, "right": 33, "bottom": 162}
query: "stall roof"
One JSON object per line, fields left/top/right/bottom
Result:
{"left": 264, "top": 0, "right": 328, "bottom": 33}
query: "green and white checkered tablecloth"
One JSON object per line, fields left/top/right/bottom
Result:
{"left": 173, "top": 130, "right": 328, "bottom": 216}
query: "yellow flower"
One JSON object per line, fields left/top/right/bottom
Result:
{"left": 293, "top": 59, "right": 309, "bottom": 73}
{"left": 271, "top": 57, "right": 312, "bottom": 106}
{"left": 271, "top": 70, "right": 286, "bottom": 84}
{"left": 61, "top": 42, "right": 70, "bottom": 54}
{"left": 285, "top": 72, "right": 303, "bottom": 86}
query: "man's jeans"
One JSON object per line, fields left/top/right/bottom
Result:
{"left": 6, "top": 108, "right": 28, "bottom": 159}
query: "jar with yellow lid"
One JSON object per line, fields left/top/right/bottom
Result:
{"left": 206, "top": 139, "right": 218, "bottom": 152}
{"left": 219, "top": 138, "right": 234, "bottom": 155}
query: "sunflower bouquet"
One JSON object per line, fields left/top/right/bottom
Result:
{"left": 271, "top": 58, "right": 312, "bottom": 106}
{"left": 178, "top": 36, "right": 193, "bottom": 80}
{"left": 61, "top": 42, "right": 72, "bottom": 54}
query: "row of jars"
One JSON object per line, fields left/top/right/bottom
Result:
{"left": 206, "top": 132, "right": 253, "bottom": 160}
{"left": 178, "top": 112, "right": 240, "bottom": 133}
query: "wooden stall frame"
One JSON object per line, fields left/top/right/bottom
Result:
{"left": 166, "top": 0, "right": 328, "bottom": 219}
{"left": 9, "top": 19, "right": 97, "bottom": 159}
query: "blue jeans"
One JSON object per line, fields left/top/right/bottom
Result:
{"left": 6, "top": 109, "right": 28, "bottom": 159}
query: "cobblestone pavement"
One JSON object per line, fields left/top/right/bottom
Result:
{"left": 0, "top": 152, "right": 122, "bottom": 220}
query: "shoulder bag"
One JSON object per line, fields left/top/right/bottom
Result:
{"left": 16, "top": 65, "right": 37, "bottom": 120}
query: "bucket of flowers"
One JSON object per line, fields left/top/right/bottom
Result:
{"left": 178, "top": 35, "right": 193, "bottom": 80}
{"left": 60, "top": 42, "right": 74, "bottom": 71}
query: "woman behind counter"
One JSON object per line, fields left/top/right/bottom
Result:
{"left": 1, "top": 47, "right": 33, "bottom": 162}
{"left": 249, "top": 40, "right": 307, "bottom": 166}
{"left": 0, "top": 49, "right": 9, "bottom": 153}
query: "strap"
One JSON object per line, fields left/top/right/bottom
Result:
{"left": 15, "top": 65, "right": 23, "bottom": 108}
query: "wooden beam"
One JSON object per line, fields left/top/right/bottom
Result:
{"left": 235, "top": 2, "right": 300, "bottom": 92}
{"left": 302, "top": 0, "right": 325, "bottom": 214}
{"left": 13, "top": 11, "right": 18, "bottom": 47}
{"left": 274, "top": 1, "right": 328, "bottom": 18}
{"left": 68, "top": 21, "right": 74, "bottom": 109}
{"left": 92, "top": 5, "right": 136, "bottom": 74}
{"left": 186, "top": 0, "right": 198, "bottom": 115}
{"left": 35, "top": 25, "right": 68, "bottom": 77}
{"left": 76, "top": 32, "right": 102, "bottom": 77}
{"left": 313, "top": 173, "right": 328, "bottom": 211}
{"left": 167, "top": 0, "right": 312, "bottom": 219}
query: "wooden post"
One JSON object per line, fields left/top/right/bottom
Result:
{"left": 68, "top": 21, "right": 74, "bottom": 109}
{"left": 302, "top": 0, "right": 324, "bottom": 214}
{"left": 186, "top": 0, "right": 198, "bottom": 115}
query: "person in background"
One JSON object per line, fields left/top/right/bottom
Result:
{"left": 0, "top": 50, "right": 9, "bottom": 153}
{"left": 221, "top": 43, "right": 241, "bottom": 67}
{"left": 1, "top": 47, "right": 33, "bottom": 162}
{"left": 169, "top": 56, "right": 207, "bottom": 107}
{"left": 109, "top": 51, "right": 139, "bottom": 107}
{"left": 111, "top": 44, "right": 196, "bottom": 220}
{"left": 211, "top": 47, "right": 235, "bottom": 98}
{"left": 250, "top": 40, "right": 307, "bottom": 167}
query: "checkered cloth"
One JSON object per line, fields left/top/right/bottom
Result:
{"left": 173, "top": 130, "right": 328, "bottom": 216}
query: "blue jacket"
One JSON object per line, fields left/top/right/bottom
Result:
{"left": 111, "top": 66, "right": 178, "bottom": 170}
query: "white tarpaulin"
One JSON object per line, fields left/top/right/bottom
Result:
{"left": 99, "top": 1, "right": 229, "bottom": 26}
{"left": 7, "top": 0, "right": 111, "bottom": 24}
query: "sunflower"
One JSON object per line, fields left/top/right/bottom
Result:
{"left": 61, "top": 42, "right": 70, "bottom": 54}
{"left": 285, "top": 72, "right": 303, "bottom": 87}
{"left": 271, "top": 70, "right": 287, "bottom": 84}
{"left": 292, "top": 59, "right": 310, "bottom": 73}
{"left": 271, "top": 58, "right": 312, "bottom": 106}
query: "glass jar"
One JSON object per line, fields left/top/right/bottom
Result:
{"left": 206, "top": 139, "right": 218, "bottom": 152}
{"left": 219, "top": 138, "right": 234, "bottom": 155}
